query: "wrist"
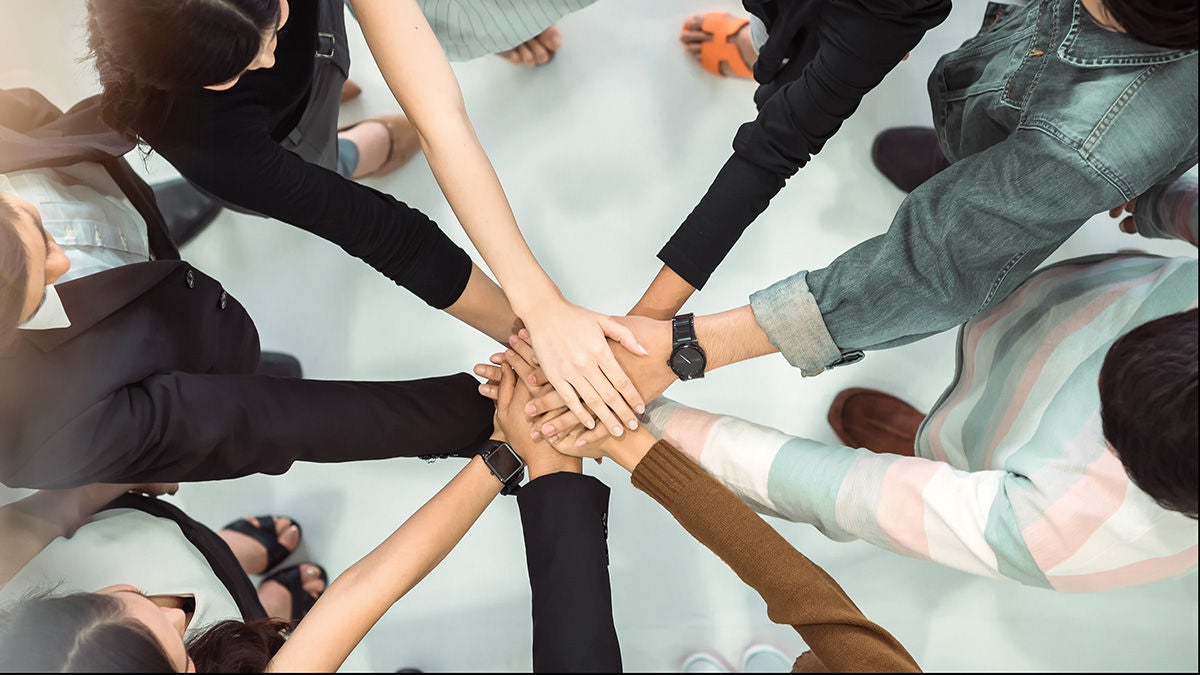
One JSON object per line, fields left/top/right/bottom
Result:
{"left": 603, "top": 427, "right": 656, "bottom": 473}
{"left": 509, "top": 282, "right": 564, "bottom": 318}
{"left": 527, "top": 455, "right": 582, "bottom": 480}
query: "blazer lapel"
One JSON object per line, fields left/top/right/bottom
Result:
{"left": 19, "top": 261, "right": 184, "bottom": 352}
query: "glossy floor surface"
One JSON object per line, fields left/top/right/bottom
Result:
{"left": 2, "top": 0, "right": 1197, "bottom": 671}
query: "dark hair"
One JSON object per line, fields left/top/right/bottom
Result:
{"left": 0, "top": 592, "right": 291, "bottom": 673}
{"left": 0, "top": 592, "right": 175, "bottom": 672}
{"left": 1, "top": 199, "right": 30, "bottom": 348}
{"left": 1100, "top": 308, "right": 1198, "bottom": 519}
{"left": 1101, "top": 0, "right": 1198, "bottom": 50}
{"left": 86, "top": 0, "right": 281, "bottom": 134}
{"left": 185, "top": 618, "right": 290, "bottom": 673}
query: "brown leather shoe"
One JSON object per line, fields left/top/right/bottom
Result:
{"left": 828, "top": 388, "right": 924, "bottom": 456}
{"left": 340, "top": 114, "right": 422, "bottom": 179}
{"left": 340, "top": 79, "right": 362, "bottom": 104}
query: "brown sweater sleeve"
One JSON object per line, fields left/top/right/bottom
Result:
{"left": 631, "top": 441, "right": 920, "bottom": 673}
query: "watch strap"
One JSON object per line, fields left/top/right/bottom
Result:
{"left": 672, "top": 313, "right": 698, "bottom": 346}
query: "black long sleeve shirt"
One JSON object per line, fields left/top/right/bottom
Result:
{"left": 659, "top": 0, "right": 952, "bottom": 290}
{"left": 132, "top": 0, "right": 471, "bottom": 309}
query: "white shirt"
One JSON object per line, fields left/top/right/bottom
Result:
{"left": 0, "top": 508, "right": 243, "bottom": 638}
{"left": 2, "top": 163, "right": 151, "bottom": 331}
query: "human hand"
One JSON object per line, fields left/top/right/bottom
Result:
{"left": 542, "top": 419, "right": 657, "bottom": 473}
{"left": 1109, "top": 199, "right": 1138, "bottom": 234}
{"left": 520, "top": 300, "right": 649, "bottom": 438}
{"left": 510, "top": 316, "right": 676, "bottom": 445}
{"left": 480, "top": 353, "right": 581, "bottom": 479}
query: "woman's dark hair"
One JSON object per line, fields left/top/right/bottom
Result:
{"left": 86, "top": 0, "right": 281, "bottom": 134}
{"left": 0, "top": 591, "right": 291, "bottom": 673}
{"left": 1100, "top": 308, "right": 1198, "bottom": 519}
{"left": 185, "top": 618, "right": 290, "bottom": 673}
{"left": 0, "top": 592, "right": 174, "bottom": 672}
{"left": 1101, "top": 0, "right": 1198, "bottom": 50}
{"left": 1, "top": 200, "right": 30, "bottom": 349}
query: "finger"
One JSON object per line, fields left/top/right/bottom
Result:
{"left": 478, "top": 382, "right": 499, "bottom": 400}
{"left": 525, "top": 387, "right": 567, "bottom": 418}
{"left": 680, "top": 29, "right": 713, "bottom": 44}
{"left": 574, "top": 424, "right": 611, "bottom": 448}
{"left": 535, "top": 27, "right": 562, "bottom": 52}
{"left": 525, "top": 38, "right": 552, "bottom": 65}
{"left": 497, "top": 360, "right": 516, "bottom": 410}
{"left": 516, "top": 43, "right": 535, "bottom": 67}
{"left": 512, "top": 331, "right": 541, "bottom": 367}
{"left": 548, "top": 377, "right": 595, "bottom": 430}
{"left": 540, "top": 393, "right": 590, "bottom": 435}
{"left": 901, "top": 52, "right": 911, "bottom": 61}
{"left": 1120, "top": 216, "right": 1137, "bottom": 234}
{"left": 528, "top": 366, "right": 550, "bottom": 387}
{"left": 600, "top": 316, "right": 649, "bottom": 357}
{"left": 685, "top": 44, "right": 703, "bottom": 57}
{"left": 574, "top": 374, "right": 625, "bottom": 438}
{"left": 591, "top": 361, "right": 640, "bottom": 431}
{"left": 489, "top": 351, "right": 506, "bottom": 365}
{"left": 474, "top": 363, "right": 503, "bottom": 381}
{"left": 1109, "top": 205, "right": 1124, "bottom": 218}
{"left": 507, "top": 338, "right": 540, "bottom": 377}
{"left": 598, "top": 351, "right": 645, "bottom": 418}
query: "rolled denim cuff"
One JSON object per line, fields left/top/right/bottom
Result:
{"left": 749, "top": 270, "right": 842, "bottom": 376}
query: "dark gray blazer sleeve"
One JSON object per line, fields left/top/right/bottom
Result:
{"left": 517, "top": 472, "right": 622, "bottom": 673}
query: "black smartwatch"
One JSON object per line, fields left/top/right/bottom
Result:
{"left": 479, "top": 439, "right": 526, "bottom": 495}
{"left": 668, "top": 313, "right": 707, "bottom": 381}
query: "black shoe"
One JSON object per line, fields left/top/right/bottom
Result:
{"left": 256, "top": 352, "right": 303, "bottom": 378}
{"left": 151, "top": 178, "right": 222, "bottom": 248}
{"left": 870, "top": 127, "right": 951, "bottom": 193}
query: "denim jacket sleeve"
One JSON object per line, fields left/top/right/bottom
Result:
{"left": 1132, "top": 174, "right": 1198, "bottom": 246}
{"left": 750, "top": 129, "right": 1127, "bottom": 373}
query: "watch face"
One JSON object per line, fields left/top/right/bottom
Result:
{"left": 670, "top": 345, "right": 706, "bottom": 379}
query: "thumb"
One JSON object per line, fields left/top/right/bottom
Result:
{"left": 601, "top": 316, "right": 649, "bottom": 356}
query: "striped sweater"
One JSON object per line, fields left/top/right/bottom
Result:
{"left": 645, "top": 255, "right": 1198, "bottom": 591}
{"left": 417, "top": 0, "right": 597, "bottom": 61}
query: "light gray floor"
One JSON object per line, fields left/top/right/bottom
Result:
{"left": 2, "top": 0, "right": 1197, "bottom": 671}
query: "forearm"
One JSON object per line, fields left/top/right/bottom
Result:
{"left": 630, "top": 440, "right": 920, "bottom": 672}
{"left": 269, "top": 456, "right": 501, "bottom": 672}
{"left": 354, "top": 0, "right": 558, "bottom": 314}
{"left": 630, "top": 266, "right": 696, "bottom": 319}
{"left": 695, "top": 305, "right": 779, "bottom": 372}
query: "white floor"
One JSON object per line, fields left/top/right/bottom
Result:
{"left": 2, "top": 0, "right": 1198, "bottom": 671}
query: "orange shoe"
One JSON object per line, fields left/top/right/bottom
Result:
{"left": 680, "top": 13, "right": 755, "bottom": 79}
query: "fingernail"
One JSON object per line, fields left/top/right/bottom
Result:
{"left": 528, "top": 376, "right": 537, "bottom": 385}
{"left": 550, "top": 435, "right": 560, "bottom": 443}
{"left": 635, "top": 404, "right": 646, "bottom": 414}
{"left": 525, "top": 403, "right": 536, "bottom": 415}
{"left": 626, "top": 419, "right": 638, "bottom": 430}
{"left": 584, "top": 419, "right": 596, "bottom": 430}
{"left": 543, "top": 425, "right": 556, "bottom": 435}
{"left": 576, "top": 438, "right": 588, "bottom": 448}
{"left": 519, "top": 329, "right": 530, "bottom": 339}
{"left": 531, "top": 430, "right": 541, "bottom": 441}
{"left": 474, "top": 366, "right": 486, "bottom": 375}
{"left": 611, "top": 425, "right": 624, "bottom": 437}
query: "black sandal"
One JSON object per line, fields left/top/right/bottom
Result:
{"left": 262, "top": 564, "right": 328, "bottom": 622}
{"left": 222, "top": 515, "right": 302, "bottom": 573}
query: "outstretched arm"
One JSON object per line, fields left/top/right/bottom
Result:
{"left": 349, "top": 0, "right": 648, "bottom": 438}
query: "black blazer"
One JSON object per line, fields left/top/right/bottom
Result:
{"left": 0, "top": 89, "right": 492, "bottom": 488}
{"left": 518, "top": 473, "right": 622, "bottom": 672}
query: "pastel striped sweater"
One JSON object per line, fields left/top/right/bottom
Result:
{"left": 646, "top": 255, "right": 1198, "bottom": 591}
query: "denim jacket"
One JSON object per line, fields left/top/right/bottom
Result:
{"left": 749, "top": 0, "right": 1197, "bottom": 374}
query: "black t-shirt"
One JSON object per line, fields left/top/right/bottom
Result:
{"left": 133, "top": 1, "right": 470, "bottom": 309}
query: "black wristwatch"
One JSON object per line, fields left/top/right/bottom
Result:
{"left": 479, "top": 439, "right": 526, "bottom": 496}
{"left": 668, "top": 313, "right": 707, "bottom": 381}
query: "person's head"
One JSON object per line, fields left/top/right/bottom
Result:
{"left": 86, "top": 0, "right": 290, "bottom": 131}
{"left": 1100, "top": 308, "right": 1198, "bottom": 519}
{"left": 0, "top": 587, "right": 290, "bottom": 673}
{"left": 1083, "top": 0, "right": 1198, "bottom": 50}
{"left": 0, "top": 194, "right": 71, "bottom": 346}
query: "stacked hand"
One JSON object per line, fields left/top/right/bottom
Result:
{"left": 483, "top": 350, "right": 581, "bottom": 479}
{"left": 503, "top": 315, "right": 677, "bottom": 446}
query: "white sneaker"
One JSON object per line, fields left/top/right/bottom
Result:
{"left": 740, "top": 644, "right": 792, "bottom": 673}
{"left": 681, "top": 652, "right": 733, "bottom": 673}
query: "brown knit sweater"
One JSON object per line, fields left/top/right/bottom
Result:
{"left": 631, "top": 441, "right": 921, "bottom": 673}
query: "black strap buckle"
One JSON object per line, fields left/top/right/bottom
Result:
{"left": 316, "top": 32, "right": 337, "bottom": 60}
